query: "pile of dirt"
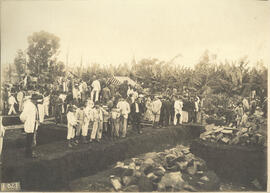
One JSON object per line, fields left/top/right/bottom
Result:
{"left": 70, "top": 145, "right": 220, "bottom": 192}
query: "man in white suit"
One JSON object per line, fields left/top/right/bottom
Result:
{"left": 91, "top": 76, "right": 101, "bottom": 102}
{"left": 20, "top": 96, "right": 39, "bottom": 158}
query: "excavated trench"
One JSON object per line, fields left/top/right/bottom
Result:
{"left": 1, "top": 118, "right": 267, "bottom": 191}
{"left": 2, "top": 122, "right": 202, "bottom": 191}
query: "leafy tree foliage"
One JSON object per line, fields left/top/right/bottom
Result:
{"left": 27, "top": 31, "right": 60, "bottom": 76}
{"left": 14, "top": 49, "right": 27, "bottom": 77}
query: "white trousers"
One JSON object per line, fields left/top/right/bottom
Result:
{"left": 44, "top": 103, "right": 49, "bottom": 116}
{"left": 91, "top": 90, "right": 100, "bottom": 102}
{"left": 67, "top": 124, "right": 75, "bottom": 140}
{"left": 18, "top": 100, "right": 23, "bottom": 112}
{"left": 38, "top": 104, "right": 45, "bottom": 123}
{"left": 82, "top": 121, "right": 89, "bottom": 136}
{"left": 119, "top": 117, "right": 128, "bottom": 137}
{"left": 182, "top": 111, "right": 189, "bottom": 123}
{"left": 90, "top": 121, "right": 103, "bottom": 139}
{"left": 0, "top": 137, "right": 3, "bottom": 160}
{"left": 8, "top": 104, "right": 16, "bottom": 115}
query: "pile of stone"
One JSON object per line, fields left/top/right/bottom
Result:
{"left": 109, "top": 145, "right": 220, "bottom": 192}
{"left": 200, "top": 125, "right": 266, "bottom": 146}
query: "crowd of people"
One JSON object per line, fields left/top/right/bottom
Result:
{"left": 1, "top": 73, "right": 266, "bottom": 159}
{"left": 1, "top": 74, "right": 206, "bottom": 158}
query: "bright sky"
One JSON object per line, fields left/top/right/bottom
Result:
{"left": 1, "top": 0, "right": 270, "bottom": 68}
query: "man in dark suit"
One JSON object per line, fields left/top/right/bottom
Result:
{"left": 130, "top": 98, "right": 143, "bottom": 134}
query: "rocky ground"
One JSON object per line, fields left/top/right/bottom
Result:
{"left": 70, "top": 144, "right": 260, "bottom": 192}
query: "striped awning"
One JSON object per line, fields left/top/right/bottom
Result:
{"left": 107, "top": 76, "right": 138, "bottom": 86}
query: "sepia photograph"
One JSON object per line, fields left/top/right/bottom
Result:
{"left": 0, "top": 0, "right": 269, "bottom": 192}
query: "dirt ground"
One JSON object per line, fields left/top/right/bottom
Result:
{"left": 1, "top": 122, "right": 202, "bottom": 191}
{"left": 1, "top": 121, "right": 266, "bottom": 191}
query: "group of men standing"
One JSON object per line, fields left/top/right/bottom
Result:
{"left": 1, "top": 74, "right": 204, "bottom": 159}
{"left": 145, "top": 94, "right": 201, "bottom": 128}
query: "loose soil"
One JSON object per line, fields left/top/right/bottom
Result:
{"left": 1, "top": 123, "right": 203, "bottom": 191}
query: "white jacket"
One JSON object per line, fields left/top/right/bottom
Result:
{"left": 91, "top": 80, "right": 101, "bottom": 91}
{"left": 84, "top": 106, "right": 94, "bottom": 122}
{"left": 151, "top": 99, "right": 162, "bottom": 114}
{"left": 117, "top": 100, "right": 130, "bottom": 119}
{"left": 67, "top": 111, "right": 77, "bottom": 126}
{"left": 174, "top": 100, "right": 183, "bottom": 113}
{"left": 8, "top": 96, "right": 17, "bottom": 105}
{"left": 20, "top": 100, "right": 37, "bottom": 133}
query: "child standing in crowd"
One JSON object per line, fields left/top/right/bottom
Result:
{"left": 90, "top": 103, "right": 103, "bottom": 143}
{"left": 81, "top": 101, "right": 94, "bottom": 143}
{"left": 66, "top": 106, "right": 78, "bottom": 147}
{"left": 75, "top": 103, "right": 84, "bottom": 143}
{"left": 102, "top": 105, "right": 110, "bottom": 138}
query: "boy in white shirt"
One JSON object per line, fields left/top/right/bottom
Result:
{"left": 66, "top": 106, "right": 78, "bottom": 147}
{"left": 90, "top": 103, "right": 103, "bottom": 142}
{"left": 82, "top": 101, "right": 94, "bottom": 143}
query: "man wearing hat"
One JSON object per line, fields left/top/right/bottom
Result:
{"left": 20, "top": 95, "right": 39, "bottom": 158}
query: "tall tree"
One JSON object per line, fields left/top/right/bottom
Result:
{"left": 27, "top": 31, "right": 60, "bottom": 78}
{"left": 14, "top": 49, "right": 27, "bottom": 77}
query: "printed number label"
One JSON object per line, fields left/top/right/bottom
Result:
{"left": 1, "top": 182, "right": 21, "bottom": 191}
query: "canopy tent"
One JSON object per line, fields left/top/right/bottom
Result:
{"left": 107, "top": 76, "right": 139, "bottom": 87}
